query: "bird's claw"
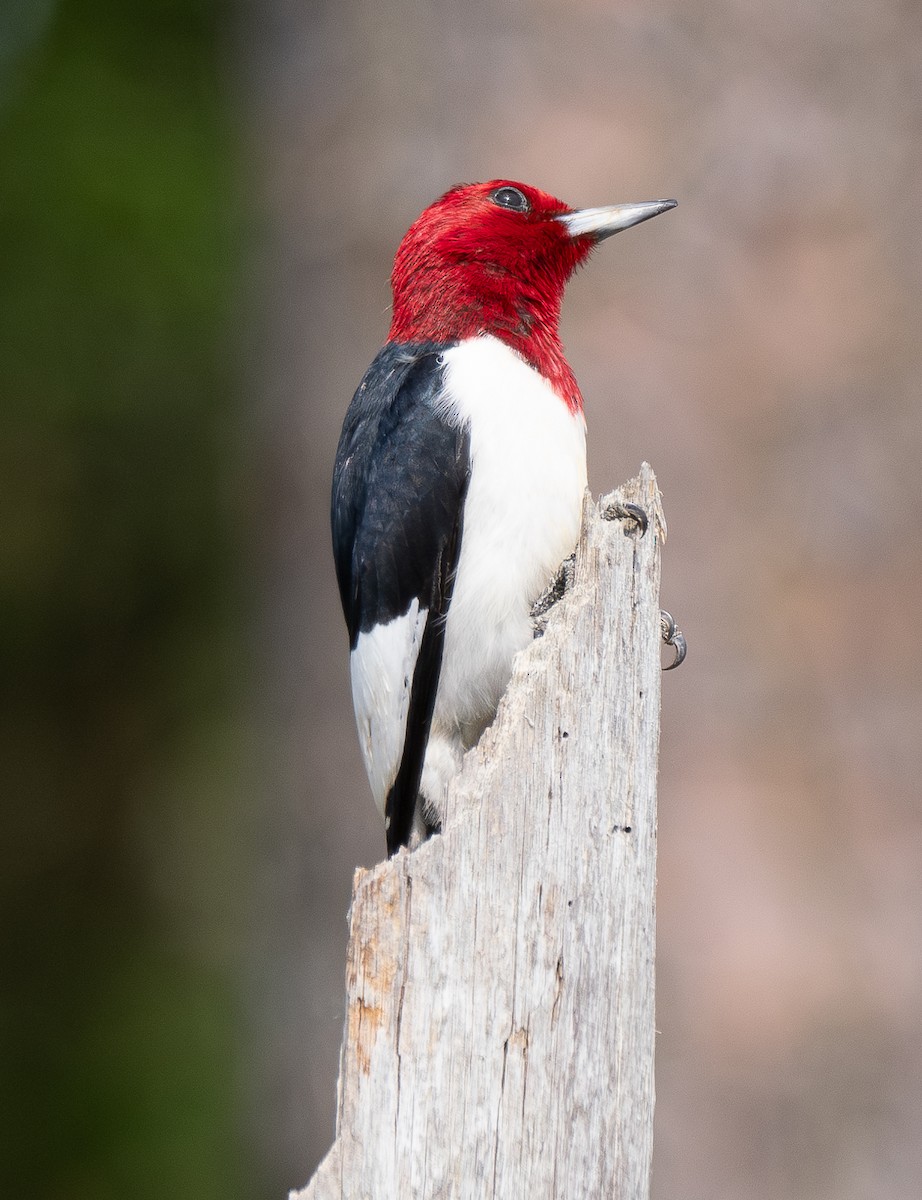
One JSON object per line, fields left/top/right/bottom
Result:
{"left": 660, "top": 610, "right": 687, "bottom": 670}
{"left": 531, "top": 553, "right": 576, "bottom": 636}
{"left": 602, "top": 500, "right": 648, "bottom": 537}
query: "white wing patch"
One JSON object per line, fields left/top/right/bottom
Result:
{"left": 349, "top": 600, "right": 427, "bottom": 816}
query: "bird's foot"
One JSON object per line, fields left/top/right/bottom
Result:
{"left": 601, "top": 499, "right": 648, "bottom": 537}
{"left": 660, "top": 610, "right": 687, "bottom": 670}
{"left": 532, "top": 553, "right": 576, "bottom": 636}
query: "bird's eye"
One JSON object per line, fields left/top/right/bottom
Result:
{"left": 491, "top": 186, "right": 530, "bottom": 214}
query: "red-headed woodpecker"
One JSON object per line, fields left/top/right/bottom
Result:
{"left": 332, "top": 180, "right": 676, "bottom": 855}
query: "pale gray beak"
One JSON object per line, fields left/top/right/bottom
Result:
{"left": 557, "top": 198, "right": 677, "bottom": 241}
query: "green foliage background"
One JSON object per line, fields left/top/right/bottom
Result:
{"left": 0, "top": 1, "right": 250, "bottom": 1194}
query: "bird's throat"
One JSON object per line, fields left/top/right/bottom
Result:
{"left": 389, "top": 272, "right": 583, "bottom": 413}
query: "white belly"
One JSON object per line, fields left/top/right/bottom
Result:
{"left": 433, "top": 335, "right": 587, "bottom": 743}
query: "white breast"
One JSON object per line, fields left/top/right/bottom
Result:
{"left": 434, "top": 334, "right": 587, "bottom": 743}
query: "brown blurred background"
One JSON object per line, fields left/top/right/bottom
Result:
{"left": 4, "top": 1, "right": 921, "bottom": 1197}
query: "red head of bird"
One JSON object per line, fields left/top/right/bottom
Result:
{"left": 388, "top": 180, "right": 676, "bottom": 411}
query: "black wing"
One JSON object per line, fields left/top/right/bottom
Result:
{"left": 331, "top": 343, "right": 470, "bottom": 853}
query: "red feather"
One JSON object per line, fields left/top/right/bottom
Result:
{"left": 388, "top": 181, "right": 595, "bottom": 413}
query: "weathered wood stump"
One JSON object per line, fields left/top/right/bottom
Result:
{"left": 295, "top": 464, "right": 665, "bottom": 1200}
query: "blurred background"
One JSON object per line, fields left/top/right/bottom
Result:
{"left": 4, "top": 0, "right": 921, "bottom": 1197}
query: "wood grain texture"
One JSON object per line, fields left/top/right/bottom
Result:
{"left": 294, "top": 464, "right": 665, "bottom": 1200}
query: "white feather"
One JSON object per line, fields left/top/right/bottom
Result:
{"left": 425, "top": 334, "right": 588, "bottom": 805}
{"left": 350, "top": 600, "right": 426, "bottom": 817}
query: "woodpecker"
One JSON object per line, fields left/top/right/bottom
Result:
{"left": 332, "top": 180, "right": 676, "bottom": 855}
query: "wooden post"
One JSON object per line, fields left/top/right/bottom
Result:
{"left": 294, "top": 464, "right": 665, "bottom": 1200}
